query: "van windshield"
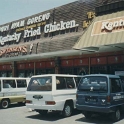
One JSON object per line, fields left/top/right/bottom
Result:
{"left": 27, "top": 76, "right": 52, "bottom": 91}
{"left": 78, "top": 76, "right": 108, "bottom": 92}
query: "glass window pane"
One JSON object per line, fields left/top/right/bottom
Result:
{"left": 27, "top": 76, "right": 52, "bottom": 91}
{"left": 3, "top": 80, "right": 16, "bottom": 88}
{"left": 17, "top": 80, "right": 27, "bottom": 88}
{"left": 65, "top": 77, "right": 75, "bottom": 89}
{"left": 56, "top": 77, "right": 66, "bottom": 90}
{"left": 110, "top": 78, "right": 122, "bottom": 93}
{"left": 78, "top": 76, "right": 108, "bottom": 92}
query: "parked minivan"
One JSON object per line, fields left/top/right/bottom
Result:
{"left": 0, "top": 77, "right": 30, "bottom": 109}
{"left": 76, "top": 74, "right": 124, "bottom": 122}
{"left": 26, "top": 74, "right": 82, "bottom": 117}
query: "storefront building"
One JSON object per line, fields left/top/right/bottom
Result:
{"left": 0, "top": 0, "right": 124, "bottom": 77}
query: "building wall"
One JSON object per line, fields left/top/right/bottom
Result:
{"left": 0, "top": 0, "right": 123, "bottom": 77}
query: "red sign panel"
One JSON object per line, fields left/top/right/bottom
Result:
{"left": 61, "top": 59, "right": 73, "bottom": 67}
{"left": 17, "top": 63, "right": 25, "bottom": 69}
{"left": 6, "top": 64, "right": 12, "bottom": 70}
{"left": 90, "top": 58, "right": 97, "bottom": 65}
{"left": 108, "top": 55, "right": 123, "bottom": 64}
{"left": 0, "top": 65, "right": 6, "bottom": 70}
{"left": 35, "top": 62, "right": 46, "bottom": 68}
{"left": 91, "top": 57, "right": 107, "bottom": 65}
{"left": 46, "top": 61, "right": 55, "bottom": 68}
{"left": 74, "top": 58, "right": 88, "bottom": 66}
{"left": 25, "top": 62, "right": 34, "bottom": 69}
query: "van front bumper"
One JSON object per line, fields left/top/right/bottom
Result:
{"left": 76, "top": 104, "right": 115, "bottom": 113}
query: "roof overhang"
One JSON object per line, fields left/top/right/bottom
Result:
{"left": 0, "top": 49, "right": 85, "bottom": 62}
{"left": 73, "top": 10, "right": 124, "bottom": 53}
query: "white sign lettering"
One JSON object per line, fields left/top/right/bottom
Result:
{"left": 27, "top": 13, "right": 50, "bottom": 25}
{"left": 0, "top": 33, "right": 21, "bottom": 45}
{"left": 24, "top": 27, "right": 41, "bottom": 38}
{"left": 44, "top": 20, "right": 79, "bottom": 33}
{"left": 0, "top": 25, "right": 9, "bottom": 32}
{"left": 11, "top": 20, "right": 25, "bottom": 29}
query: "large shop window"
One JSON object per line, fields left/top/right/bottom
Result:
{"left": 74, "top": 67, "right": 88, "bottom": 75}
{"left": 0, "top": 72, "right": 11, "bottom": 77}
{"left": 108, "top": 64, "right": 124, "bottom": 75}
{"left": 26, "top": 70, "right": 34, "bottom": 77}
{"left": 36, "top": 70, "right": 46, "bottom": 75}
{"left": 1, "top": 72, "right": 7, "bottom": 77}
{"left": 18, "top": 72, "right": 25, "bottom": 77}
{"left": 61, "top": 68, "right": 74, "bottom": 75}
{"left": 90, "top": 66, "right": 108, "bottom": 74}
{"left": 46, "top": 69, "right": 55, "bottom": 74}
{"left": 36, "top": 69, "right": 54, "bottom": 75}
{"left": 8, "top": 72, "right": 12, "bottom": 77}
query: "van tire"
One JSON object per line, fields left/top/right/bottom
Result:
{"left": 83, "top": 111, "right": 92, "bottom": 119}
{"left": 62, "top": 103, "right": 73, "bottom": 117}
{"left": 1, "top": 99, "right": 10, "bottom": 109}
{"left": 38, "top": 110, "right": 48, "bottom": 115}
{"left": 112, "top": 108, "right": 121, "bottom": 122}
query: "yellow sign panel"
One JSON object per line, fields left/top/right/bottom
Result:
{"left": 91, "top": 16, "right": 124, "bottom": 36}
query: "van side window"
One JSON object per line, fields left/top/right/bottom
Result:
{"left": 65, "top": 77, "right": 75, "bottom": 89}
{"left": 17, "top": 80, "right": 27, "bottom": 88}
{"left": 120, "top": 78, "right": 124, "bottom": 91}
{"left": 110, "top": 78, "right": 122, "bottom": 93}
{"left": 3, "top": 80, "right": 16, "bottom": 88}
{"left": 56, "top": 77, "right": 66, "bottom": 90}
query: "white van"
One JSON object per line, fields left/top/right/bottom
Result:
{"left": 0, "top": 77, "right": 30, "bottom": 109}
{"left": 26, "top": 74, "right": 82, "bottom": 117}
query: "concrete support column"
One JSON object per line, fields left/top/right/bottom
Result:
{"left": 11, "top": 61, "right": 17, "bottom": 77}
{"left": 54, "top": 57, "right": 61, "bottom": 74}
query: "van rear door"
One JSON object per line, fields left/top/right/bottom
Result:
{"left": 77, "top": 76, "right": 108, "bottom": 107}
{"left": 26, "top": 76, "right": 53, "bottom": 107}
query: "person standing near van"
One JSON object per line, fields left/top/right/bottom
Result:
{"left": 79, "top": 68, "right": 86, "bottom": 75}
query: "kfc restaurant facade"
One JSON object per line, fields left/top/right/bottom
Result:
{"left": 0, "top": 0, "right": 124, "bottom": 77}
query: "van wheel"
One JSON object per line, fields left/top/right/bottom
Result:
{"left": 38, "top": 110, "right": 48, "bottom": 115}
{"left": 112, "top": 109, "right": 121, "bottom": 122}
{"left": 83, "top": 111, "right": 92, "bottom": 119}
{"left": 62, "top": 103, "right": 73, "bottom": 117}
{"left": 1, "top": 99, "right": 9, "bottom": 109}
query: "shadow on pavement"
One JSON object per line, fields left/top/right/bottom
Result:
{"left": 9, "top": 103, "right": 25, "bottom": 108}
{"left": 75, "top": 113, "right": 124, "bottom": 124}
{"left": 0, "top": 103, "right": 25, "bottom": 109}
{"left": 26, "top": 109, "right": 81, "bottom": 121}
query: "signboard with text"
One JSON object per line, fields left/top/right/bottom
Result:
{"left": 91, "top": 16, "right": 124, "bottom": 36}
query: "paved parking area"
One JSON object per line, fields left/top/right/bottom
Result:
{"left": 0, "top": 104, "right": 124, "bottom": 124}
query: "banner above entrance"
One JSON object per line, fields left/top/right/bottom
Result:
{"left": 92, "top": 16, "right": 124, "bottom": 36}
{"left": 73, "top": 11, "right": 124, "bottom": 51}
